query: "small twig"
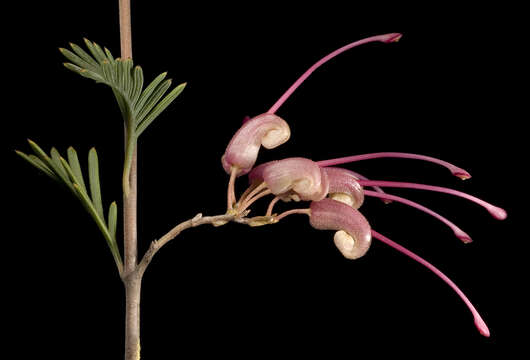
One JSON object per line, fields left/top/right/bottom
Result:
{"left": 137, "top": 213, "right": 237, "bottom": 276}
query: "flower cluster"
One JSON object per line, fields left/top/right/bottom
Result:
{"left": 220, "top": 33, "right": 505, "bottom": 337}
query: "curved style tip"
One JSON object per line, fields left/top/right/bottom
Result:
{"left": 474, "top": 315, "right": 491, "bottom": 337}
{"left": 382, "top": 33, "right": 403, "bottom": 43}
{"left": 455, "top": 230, "right": 473, "bottom": 244}
{"left": 453, "top": 170, "right": 472, "bottom": 180}
{"left": 488, "top": 206, "right": 507, "bottom": 220}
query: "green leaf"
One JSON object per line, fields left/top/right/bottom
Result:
{"left": 63, "top": 62, "right": 83, "bottom": 74}
{"left": 16, "top": 151, "right": 57, "bottom": 180}
{"left": 27, "top": 140, "right": 57, "bottom": 176}
{"left": 92, "top": 41, "right": 110, "bottom": 64}
{"left": 88, "top": 148, "right": 104, "bottom": 219}
{"left": 20, "top": 141, "right": 123, "bottom": 274}
{"left": 59, "top": 48, "right": 96, "bottom": 72}
{"left": 112, "top": 88, "right": 129, "bottom": 121}
{"left": 101, "top": 60, "right": 114, "bottom": 83}
{"left": 50, "top": 147, "right": 71, "bottom": 185}
{"left": 63, "top": 63, "right": 103, "bottom": 82}
{"left": 83, "top": 38, "right": 107, "bottom": 64}
{"left": 136, "top": 79, "right": 172, "bottom": 124}
{"left": 131, "top": 66, "right": 144, "bottom": 106}
{"left": 134, "top": 72, "right": 167, "bottom": 116}
{"left": 115, "top": 58, "right": 123, "bottom": 90}
{"left": 59, "top": 156, "right": 87, "bottom": 196}
{"left": 67, "top": 147, "right": 87, "bottom": 193}
{"left": 108, "top": 201, "right": 118, "bottom": 243}
{"left": 117, "top": 58, "right": 130, "bottom": 94}
{"left": 61, "top": 40, "right": 187, "bottom": 140}
{"left": 104, "top": 47, "right": 115, "bottom": 62}
{"left": 28, "top": 155, "right": 55, "bottom": 177}
{"left": 69, "top": 42, "right": 100, "bottom": 68}
{"left": 137, "top": 82, "right": 187, "bottom": 135}
{"left": 123, "top": 59, "right": 134, "bottom": 98}
{"left": 72, "top": 183, "right": 122, "bottom": 271}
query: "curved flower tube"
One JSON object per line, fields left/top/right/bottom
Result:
{"left": 309, "top": 198, "right": 372, "bottom": 259}
{"left": 322, "top": 167, "right": 364, "bottom": 209}
{"left": 256, "top": 158, "right": 329, "bottom": 202}
{"left": 221, "top": 113, "right": 290, "bottom": 176}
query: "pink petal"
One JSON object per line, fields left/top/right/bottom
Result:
{"left": 321, "top": 167, "right": 365, "bottom": 209}
{"left": 310, "top": 198, "right": 372, "bottom": 259}
{"left": 260, "top": 158, "right": 329, "bottom": 201}
{"left": 222, "top": 113, "right": 290, "bottom": 176}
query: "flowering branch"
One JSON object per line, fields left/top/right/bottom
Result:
{"left": 17, "top": 12, "right": 506, "bottom": 356}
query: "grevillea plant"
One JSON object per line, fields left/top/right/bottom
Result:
{"left": 16, "top": 2, "right": 506, "bottom": 359}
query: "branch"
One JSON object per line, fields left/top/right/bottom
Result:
{"left": 137, "top": 213, "right": 237, "bottom": 276}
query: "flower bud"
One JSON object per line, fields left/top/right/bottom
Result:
{"left": 221, "top": 113, "right": 290, "bottom": 176}
{"left": 310, "top": 198, "right": 372, "bottom": 259}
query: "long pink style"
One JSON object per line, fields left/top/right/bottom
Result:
{"left": 268, "top": 33, "right": 402, "bottom": 114}
{"left": 364, "top": 190, "right": 472, "bottom": 243}
{"left": 317, "top": 152, "right": 471, "bottom": 180}
{"left": 371, "top": 230, "right": 490, "bottom": 337}
{"left": 357, "top": 180, "right": 507, "bottom": 220}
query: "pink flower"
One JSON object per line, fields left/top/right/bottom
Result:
{"left": 220, "top": 33, "right": 505, "bottom": 337}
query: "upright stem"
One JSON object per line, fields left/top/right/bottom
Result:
{"left": 119, "top": 0, "right": 141, "bottom": 359}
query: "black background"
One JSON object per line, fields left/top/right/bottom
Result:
{"left": 3, "top": 1, "right": 524, "bottom": 358}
